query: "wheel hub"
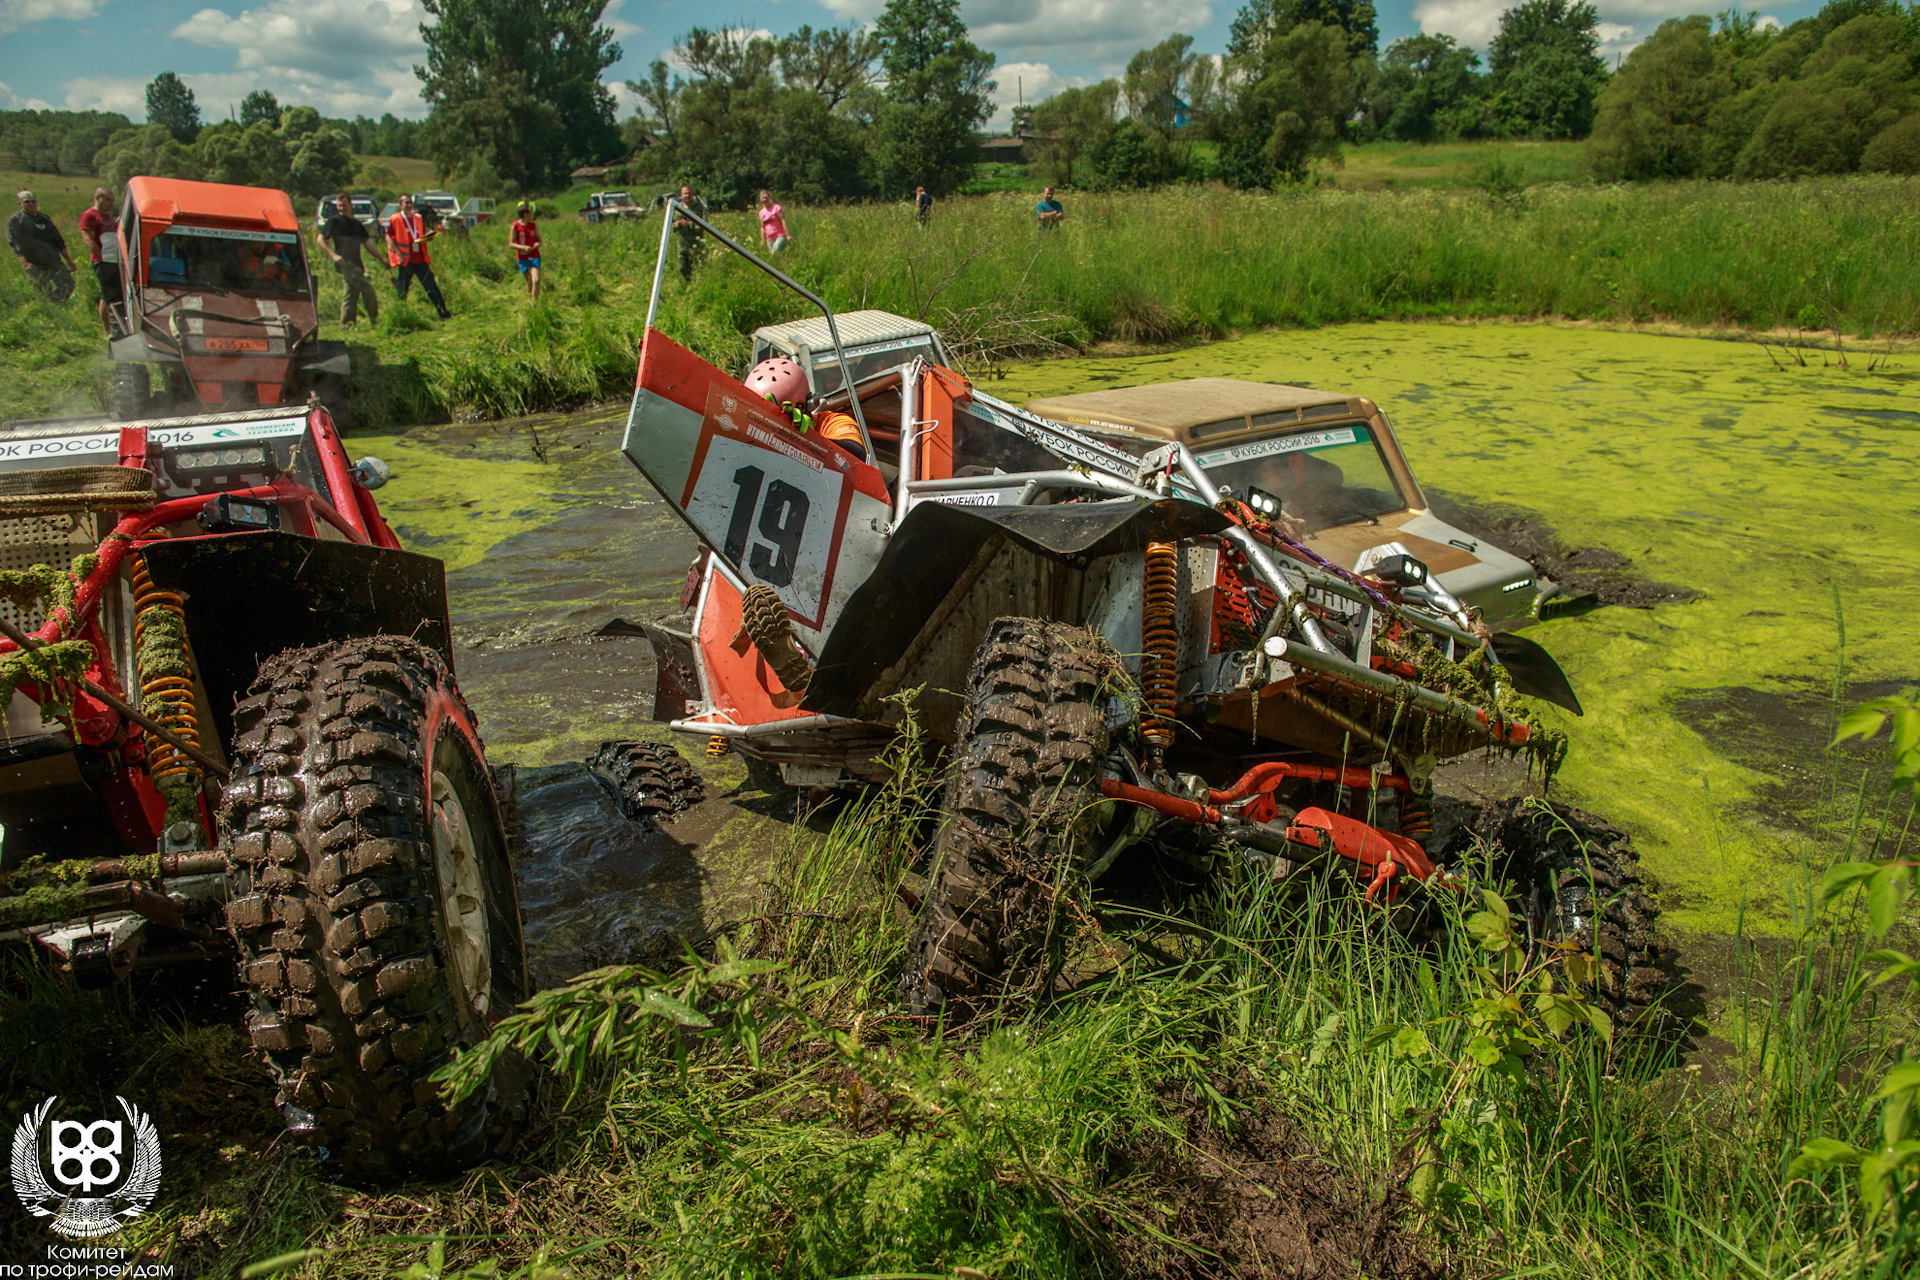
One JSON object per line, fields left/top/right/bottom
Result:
{"left": 430, "top": 768, "right": 491, "bottom": 1018}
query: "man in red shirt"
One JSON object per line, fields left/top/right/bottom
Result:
{"left": 509, "top": 202, "right": 541, "bottom": 302}
{"left": 77, "top": 186, "right": 122, "bottom": 336}
{"left": 386, "top": 193, "right": 451, "bottom": 319}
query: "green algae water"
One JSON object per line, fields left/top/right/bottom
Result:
{"left": 995, "top": 323, "right": 1920, "bottom": 933}
{"left": 359, "top": 324, "right": 1916, "bottom": 939}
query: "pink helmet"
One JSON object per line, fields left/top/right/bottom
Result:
{"left": 744, "top": 356, "right": 810, "bottom": 405}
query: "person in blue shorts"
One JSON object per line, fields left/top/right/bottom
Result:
{"left": 510, "top": 203, "right": 542, "bottom": 302}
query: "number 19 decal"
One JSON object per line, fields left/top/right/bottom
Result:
{"left": 721, "top": 466, "right": 811, "bottom": 588}
{"left": 685, "top": 436, "right": 844, "bottom": 626}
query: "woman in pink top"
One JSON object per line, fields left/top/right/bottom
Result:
{"left": 757, "top": 190, "right": 790, "bottom": 253}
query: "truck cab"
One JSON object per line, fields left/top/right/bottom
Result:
{"left": 748, "top": 311, "right": 953, "bottom": 395}
{"left": 1025, "top": 378, "right": 1542, "bottom": 623}
{"left": 108, "top": 176, "right": 348, "bottom": 419}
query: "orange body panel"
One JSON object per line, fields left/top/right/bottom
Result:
{"left": 692, "top": 573, "right": 815, "bottom": 728}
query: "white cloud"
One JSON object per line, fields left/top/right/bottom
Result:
{"left": 813, "top": 0, "right": 1209, "bottom": 65}
{"left": 63, "top": 67, "right": 425, "bottom": 120}
{"left": 0, "top": 79, "right": 56, "bottom": 109}
{"left": 984, "top": 60, "right": 1089, "bottom": 129}
{"left": 171, "top": 0, "right": 426, "bottom": 81}
{"left": 602, "top": 0, "right": 643, "bottom": 40}
{"left": 1413, "top": 0, "right": 1685, "bottom": 55}
{"left": 0, "top": 0, "right": 93, "bottom": 37}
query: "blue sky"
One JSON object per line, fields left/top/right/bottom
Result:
{"left": 0, "top": 0, "right": 1830, "bottom": 134}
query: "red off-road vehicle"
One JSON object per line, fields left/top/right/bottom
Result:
{"left": 0, "top": 402, "right": 526, "bottom": 1179}
{"left": 105, "top": 176, "right": 351, "bottom": 422}
{"left": 617, "top": 204, "right": 1669, "bottom": 1025}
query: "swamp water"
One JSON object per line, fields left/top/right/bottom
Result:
{"left": 358, "top": 321, "right": 1918, "bottom": 978}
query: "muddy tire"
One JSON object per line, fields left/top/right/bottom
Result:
{"left": 221, "top": 636, "right": 530, "bottom": 1181}
{"left": 900, "top": 617, "right": 1113, "bottom": 1020}
{"left": 1452, "top": 798, "right": 1670, "bottom": 1033}
{"left": 110, "top": 364, "right": 150, "bottom": 422}
{"left": 587, "top": 739, "right": 705, "bottom": 822}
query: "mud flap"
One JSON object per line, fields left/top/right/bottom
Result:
{"left": 802, "top": 496, "right": 1227, "bottom": 717}
{"left": 1489, "top": 631, "right": 1583, "bottom": 716}
{"left": 639, "top": 622, "right": 700, "bottom": 721}
{"left": 138, "top": 531, "right": 450, "bottom": 748}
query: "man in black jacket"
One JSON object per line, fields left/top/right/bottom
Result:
{"left": 8, "top": 190, "right": 76, "bottom": 302}
{"left": 319, "top": 194, "right": 379, "bottom": 325}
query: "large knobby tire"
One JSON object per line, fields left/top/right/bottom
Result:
{"left": 900, "top": 617, "right": 1113, "bottom": 1020}
{"left": 221, "top": 636, "right": 530, "bottom": 1181}
{"left": 1453, "top": 798, "right": 1671, "bottom": 1033}
{"left": 586, "top": 739, "right": 705, "bottom": 822}
{"left": 110, "top": 364, "right": 150, "bottom": 422}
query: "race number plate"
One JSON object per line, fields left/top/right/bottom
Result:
{"left": 681, "top": 385, "right": 855, "bottom": 629}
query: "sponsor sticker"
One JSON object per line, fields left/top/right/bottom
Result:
{"left": 158, "top": 224, "right": 300, "bottom": 244}
{"left": 1195, "top": 426, "right": 1359, "bottom": 470}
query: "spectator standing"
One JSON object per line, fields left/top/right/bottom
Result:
{"left": 9, "top": 190, "right": 76, "bottom": 302}
{"left": 670, "top": 184, "right": 709, "bottom": 280}
{"left": 319, "top": 193, "right": 379, "bottom": 326}
{"left": 387, "top": 193, "right": 451, "bottom": 319}
{"left": 510, "top": 203, "right": 542, "bottom": 301}
{"left": 915, "top": 186, "right": 932, "bottom": 229}
{"left": 757, "top": 190, "right": 790, "bottom": 253}
{"left": 77, "top": 185, "right": 122, "bottom": 335}
{"left": 1035, "top": 186, "right": 1064, "bottom": 229}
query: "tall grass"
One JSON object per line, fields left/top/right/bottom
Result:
{"left": 5, "top": 176, "right": 1919, "bottom": 428}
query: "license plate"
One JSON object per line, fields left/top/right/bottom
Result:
{"left": 204, "top": 337, "right": 269, "bottom": 352}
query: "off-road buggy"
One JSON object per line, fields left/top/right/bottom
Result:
{"left": 106, "top": 176, "right": 351, "bottom": 422}
{"left": 581, "top": 192, "right": 643, "bottom": 224}
{"left": 618, "top": 204, "right": 1666, "bottom": 1023}
{"left": 0, "top": 402, "right": 527, "bottom": 1179}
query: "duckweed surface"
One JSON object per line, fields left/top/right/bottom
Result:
{"left": 995, "top": 322, "right": 1920, "bottom": 933}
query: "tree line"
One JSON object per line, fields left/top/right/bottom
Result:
{"left": 1588, "top": 0, "right": 1920, "bottom": 179}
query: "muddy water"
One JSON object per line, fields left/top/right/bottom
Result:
{"left": 358, "top": 323, "right": 1918, "bottom": 976}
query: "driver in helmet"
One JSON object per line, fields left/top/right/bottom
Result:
{"left": 742, "top": 357, "right": 864, "bottom": 459}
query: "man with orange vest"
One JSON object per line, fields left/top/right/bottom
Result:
{"left": 387, "top": 193, "right": 451, "bottom": 319}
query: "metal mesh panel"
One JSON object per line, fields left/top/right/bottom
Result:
{"left": 0, "top": 513, "right": 87, "bottom": 633}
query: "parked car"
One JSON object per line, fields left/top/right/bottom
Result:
{"left": 312, "top": 194, "right": 383, "bottom": 240}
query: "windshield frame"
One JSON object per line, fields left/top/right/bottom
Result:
{"left": 1192, "top": 419, "right": 1410, "bottom": 529}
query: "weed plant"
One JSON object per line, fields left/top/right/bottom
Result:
{"left": 5, "top": 176, "right": 1920, "bottom": 428}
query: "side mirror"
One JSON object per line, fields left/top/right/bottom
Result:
{"left": 350, "top": 456, "right": 392, "bottom": 490}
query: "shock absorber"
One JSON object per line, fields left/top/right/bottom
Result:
{"left": 130, "top": 548, "right": 203, "bottom": 793}
{"left": 1398, "top": 792, "right": 1434, "bottom": 844}
{"left": 1139, "top": 541, "right": 1179, "bottom": 764}
{"left": 707, "top": 734, "right": 731, "bottom": 758}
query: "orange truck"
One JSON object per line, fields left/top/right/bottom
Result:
{"left": 105, "top": 176, "right": 350, "bottom": 421}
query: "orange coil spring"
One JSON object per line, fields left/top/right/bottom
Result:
{"left": 1399, "top": 794, "right": 1434, "bottom": 843}
{"left": 707, "top": 734, "right": 731, "bottom": 758}
{"left": 130, "top": 550, "right": 203, "bottom": 786}
{"left": 1139, "top": 541, "right": 1179, "bottom": 750}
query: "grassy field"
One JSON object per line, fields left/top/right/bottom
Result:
{"left": 1328, "top": 138, "right": 1589, "bottom": 189}
{"left": 6, "top": 170, "right": 1920, "bottom": 427}
{"left": 5, "top": 738, "right": 1913, "bottom": 1279}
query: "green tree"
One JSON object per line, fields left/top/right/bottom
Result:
{"left": 778, "top": 24, "right": 881, "bottom": 107}
{"left": 1218, "top": 21, "right": 1357, "bottom": 186}
{"left": 1227, "top": 0, "right": 1380, "bottom": 60}
{"left": 1086, "top": 118, "right": 1181, "bottom": 188}
{"left": 145, "top": 72, "right": 201, "bottom": 144}
{"left": 286, "top": 125, "right": 358, "bottom": 197}
{"left": 1123, "top": 34, "right": 1197, "bottom": 136}
{"left": 1363, "top": 33, "right": 1485, "bottom": 141}
{"left": 1862, "top": 110, "right": 1920, "bottom": 171}
{"left": 1731, "top": 14, "right": 1920, "bottom": 176}
{"left": 1586, "top": 16, "right": 1726, "bottom": 177}
{"left": 416, "top": 0, "right": 624, "bottom": 190}
{"left": 870, "top": 0, "right": 995, "bottom": 195}
{"left": 238, "top": 89, "right": 280, "bottom": 128}
{"left": 1028, "top": 81, "right": 1119, "bottom": 186}
{"left": 93, "top": 124, "right": 204, "bottom": 185}
{"left": 198, "top": 120, "right": 291, "bottom": 188}
{"left": 1486, "top": 0, "right": 1608, "bottom": 138}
